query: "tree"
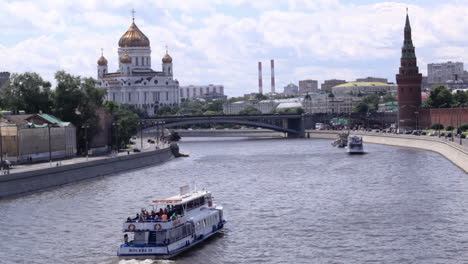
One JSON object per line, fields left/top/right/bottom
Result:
{"left": 104, "top": 101, "right": 139, "bottom": 148}
{"left": 453, "top": 90, "right": 468, "bottom": 106}
{"left": 362, "top": 94, "right": 380, "bottom": 112}
{"left": 53, "top": 71, "right": 106, "bottom": 153}
{"left": 446, "top": 125, "right": 454, "bottom": 131}
{"left": 353, "top": 102, "right": 370, "bottom": 113}
{"left": 382, "top": 93, "right": 396, "bottom": 103}
{"left": 431, "top": 123, "right": 444, "bottom": 130}
{"left": 239, "top": 106, "right": 262, "bottom": 115}
{"left": 0, "top": 72, "right": 53, "bottom": 114}
{"left": 426, "top": 86, "right": 453, "bottom": 108}
{"left": 255, "top": 93, "right": 268, "bottom": 100}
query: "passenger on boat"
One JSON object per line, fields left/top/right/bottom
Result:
{"left": 126, "top": 217, "right": 132, "bottom": 222}
{"left": 124, "top": 234, "right": 128, "bottom": 244}
{"left": 133, "top": 213, "right": 140, "bottom": 221}
{"left": 159, "top": 208, "right": 164, "bottom": 216}
{"left": 151, "top": 210, "right": 156, "bottom": 218}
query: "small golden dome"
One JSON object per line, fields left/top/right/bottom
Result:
{"left": 118, "top": 22, "right": 150, "bottom": 48}
{"left": 162, "top": 52, "right": 172, "bottom": 63}
{"left": 97, "top": 55, "right": 108, "bottom": 66}
{"left": 120, "top": 53, "right": 132, "bottom": 64}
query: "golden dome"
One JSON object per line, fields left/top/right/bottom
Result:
{"left": 97, "top": 55, "right": 108, "bottom": 66}
{"left": 118, "top": 22, "right": 150, "bottom": 48}
{"left": 120, "top": 52, "right": 132, "bottom": 64}
{"left": 162, "top": 52, "right": 172, "bottom": 63}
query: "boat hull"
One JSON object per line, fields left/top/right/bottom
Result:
{"left": 118, "top": 222, "right": 225, "bottom": 260}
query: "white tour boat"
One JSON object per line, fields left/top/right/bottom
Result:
{"left": 347, "top": 135, "right": 364, "bottom": 154}
{"left": 117, "top": 186, "right": 226, "bottom": 259}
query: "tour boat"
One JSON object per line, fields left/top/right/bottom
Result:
{"left": 347, "top": 135, "right": 364, "bottom": 154}
{"left": 117, "top": 186, "right": 226, "bottom": 259}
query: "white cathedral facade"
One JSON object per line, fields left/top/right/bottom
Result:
{"left": 96, "top": 17, "right": 180, "bottom": 115}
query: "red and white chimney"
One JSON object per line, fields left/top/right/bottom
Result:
{"left": 258, "top": 61, "right": 263, "bottom": 94}
{"left": 270, "top": 59, "right": 275, "bottom": 93}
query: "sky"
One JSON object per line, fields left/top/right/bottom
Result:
{"left": 1, "top": 0, "right": 468, "bottom": 96}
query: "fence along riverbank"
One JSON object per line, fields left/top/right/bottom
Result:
{"left": 0, "top": 147, "right": 174, "bottom": 199}
{"left": 307, "top": 130, "right": 468, "bottom": 173}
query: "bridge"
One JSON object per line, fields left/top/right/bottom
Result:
{"left": 142, "top": 114, "right": 305, "bottom": 137}
{"left": 140, "top": 112, "right": 398, "bottom": 138}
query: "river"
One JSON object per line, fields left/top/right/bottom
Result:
{"left": 0, "top": 138, "right": 466, "bottom": 264}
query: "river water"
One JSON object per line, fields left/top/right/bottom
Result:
{"left": 0, "top": 138, "right": 467, "bottom": 264}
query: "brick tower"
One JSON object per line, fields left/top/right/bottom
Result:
{"left": 396, "top": 11, "right": 422, "bottom": 130}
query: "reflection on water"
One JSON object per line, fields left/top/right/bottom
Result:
{"left": 0, "top": 138, "right": 466, "bottom": 264}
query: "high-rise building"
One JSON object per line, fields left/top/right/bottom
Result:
{"left": 179, "top": 84, "right": 225, "bottom": 100}
{"left": 321, "top": 79, "right": 347, "bottom": 93}
{"left": 396, "top": 11, "right": 422, "bottom": 130}
{"left": 427, "top": 61, "right": 464, "bottom": 84}
{"left": 298, "top": 80, "right": 318, "bottom": 94}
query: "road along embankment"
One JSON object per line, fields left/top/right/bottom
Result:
{"left": 307, "top": 131, "right": 468, "bottom": 173}
{"left": 0, "top": 147, "right": 174, "bottom": 199}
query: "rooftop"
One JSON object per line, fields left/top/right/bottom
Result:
{"left": 334, "top": 82, "right": 395, "bottom": 87}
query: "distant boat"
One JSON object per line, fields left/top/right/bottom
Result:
{"left": 347, "top": 135, "right": 364, "bottom": 154}
{"left": 331, "top": 131, "right": 349, "bottom": 148}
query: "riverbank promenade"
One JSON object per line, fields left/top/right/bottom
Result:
{"left": 307, "top": 130, "right": 468, "bottom": 173}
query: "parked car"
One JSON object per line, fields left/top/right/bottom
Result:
{"left": 460, "top": 134, "right": 466, "bottom": 139}
{"left": 428, "top": 132, "right": 436, "bottom": 136}
{"left": 133, "top": 148, "right": 141, "bottom": 153}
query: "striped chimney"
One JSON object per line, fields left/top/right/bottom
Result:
{"left": 270, "top": 59, "right": 275, "bottom": 93}
{"left": 258, "top": 61, "right": 263, "bottom": 94}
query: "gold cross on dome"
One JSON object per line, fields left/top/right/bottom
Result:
{"left": 131, "top": 9, "right": 135, "bottom": 21}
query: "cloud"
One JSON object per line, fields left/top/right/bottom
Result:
{"left": 0, "top": 0, "right": 468, "bottom": 97}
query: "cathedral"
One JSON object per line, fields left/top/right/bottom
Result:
{"left": 96, "top": 14, "right": 180, "bottom": 115}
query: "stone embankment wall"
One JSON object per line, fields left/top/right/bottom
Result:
{"left": 0, "top": 147, "right": 174, "bottom": 199}
{"left": 307, "top": 130, "right": 468, "bottom": 173}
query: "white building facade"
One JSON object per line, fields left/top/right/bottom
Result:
{"left": 180, "top": 84, "right": 225, "bottom": 100}
{"left": 303, "top": 95, "right": 361, "bottom": 114}
{"left": 96, "top": 18, "right": 179, "bottom": 115}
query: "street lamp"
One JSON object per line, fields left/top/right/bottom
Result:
{"left": 414, "top": 111, "right": 419, "bottom": 134}
{"left": 139, "top": 120, "right": 145, "bottom": 150}
{"left": 0, "top": 126, "right": 3, "bottom": 165}
{"left": 112, "top": 122, "right": 119, "bottom": 151}
{"left": 82, "top": 124, "right": 90, "bottom": 161}
{"left": 48, "top": 124, "right": 52, "bottom": 165}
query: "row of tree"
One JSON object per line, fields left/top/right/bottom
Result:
{"left": 424, "top": 86, "right": 468, "bottom": 108}
{"left": 0, "top": 72, "right": 139, "bottom": 153}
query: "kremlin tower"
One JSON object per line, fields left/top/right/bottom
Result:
{"left": 396, "top": 11, "right": 422, "bottom": 130}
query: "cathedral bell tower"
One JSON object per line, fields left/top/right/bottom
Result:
{"left": 162, "top": 46, "right": 173, "bottom": 76}
{"left": 396, "top": 10, "right": 422, "bottom": 131}
{"left": 97, "top": 49, "right": 108, "bottom": 79}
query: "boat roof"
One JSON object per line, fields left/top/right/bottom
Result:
{"left": 152, "top": 190, "right": 209, "bottom": 205}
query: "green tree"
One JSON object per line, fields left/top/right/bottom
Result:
{"left": 104, "top": 101, "right": 139, "bottom": 148}
{"left": 426, "top": 86, "right": 453, "bottom": 108}
{"left": 0, "top": 72, "right": 53, "bottom": 114}
{"left": 362, "top": 94, "right": 380, "bottom": 111}
{"left": 382, "top": 93, "right": 396, "bottom": 103}
{"left": 431, "top": 123, "right": 444, "bottom": 130}
{"left": 239, "top": 106, "right": 262, "bottom": 115}
{"left": 453, "top": 90, "right": 468, "bottom": 106}
{"left": 446, "top": 125, "right": 454, "bottom": 131}
{"left": 353, "top": 102, "right": 370, "bottom": 113}
{"left": 53, "top": 71, "right": 106, "bottom": 153}
{"left": 255, "top": 93, "right": 268, "bottom": 100}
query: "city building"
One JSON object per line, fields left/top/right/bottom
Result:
{"left": 298, "top": 80, "right": 318, "bottom": 94}
{"left": 427, "top": 61, "right": 464, "bottom": 84}
{"left": 396, "top": 12, "right": 422, "bottom": 130}
{"left": 0, "top": 72, "right": 10, "bottom": 88}
{"left": 223, "top": 100, "right": 278, "bottom": 114}
{"left": 283, "top": 83, "right": 299, "bottom": 95}
{"left": 378, "top": 101, "right": 398, "bottom": 112}
{"left": 0, "top": 113, "right": 76, "bottom": 163}
{"left": 96, "top": 15, "right": 179, "bottom": 115}
{"left": 356, "top": 77, "right": 389, "bottom": 83}
{"left": 303, "top": 95, "right": 361, "bottom": 114}
{"left": 321, "top": 79, "right": 347, "bottom": 93}
{"left": 332, "top": 82, "right": 397, "bottom": 96}
{"left": 180, "top": 85, "right": 225, "bottom": 100}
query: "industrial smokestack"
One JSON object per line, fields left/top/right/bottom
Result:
{"left": 258, "top": 61, "right": 263, "bottom": 94}
{"left": 270, "top": 59, "right": 275, "bottom": 93}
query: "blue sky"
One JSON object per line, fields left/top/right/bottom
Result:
{"left": 1, "top": 0, "right": 468, "bottom": 96}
